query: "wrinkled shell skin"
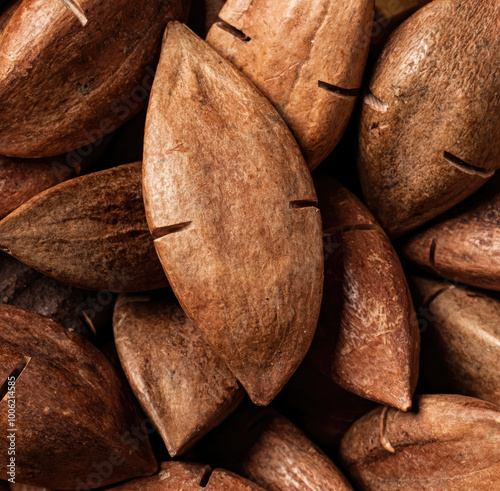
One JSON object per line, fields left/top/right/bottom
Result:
{"left": 109, "top": 461, "right": 264, "bottom": 490}
{"left": 412, "top": 276, "right": 500, "bottom": 406}
{"left": 0, "top": 252, "right": 112, "bottom": 338}
{"left": 340, "top": 394, "right": 500, "bottom": 490}
{"left": 310, "top": 178, "right": 419, "bottom": 410}
{"left": 207, "top": 0, "right": 374, "bottom": 169}
{"left": 113, "top": 291, "right": 245, "bottom": 457}
{"left": 0, "top": 0, "right": 184, "bottom": 158}
{"left": 358, "top": 0, "right": 500, "bottom": 238}
{"left": 403, "top": 174, "right": 500, "bottom": 291}
{"left": 0, "top": 162, "right": 168, "bottom": 291}
{"left": 0, "top": 305, "right": 157, "bottom": 489}
{"left": 240, "top": 414, "right": 354, "bottom": 490}
{"left": 143, "top": 23, "right": 323, "bottom": 406}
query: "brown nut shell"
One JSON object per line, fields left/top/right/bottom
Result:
{"left": 0, "top": 162, "right": 167, "bottom": 292}
{"left": 0, "top": 0, "right": 184, "bottom": 158}
{"left": 108, "top": 461, "right": 264, "bottom": 490}
{"left": 240, "top": 413, "right": 354, "bottom": 491}
{"left": 206, "top": 0, "right": 374, "bottom": 169}
{"left": 358, "top": 0, "right": 500, "bottom": 238}
{"left": 143, "top": 22, "right": 323, "bottom": 405}
{"left": 411, "top": 276, "right": 500, "bottom": 406}
{"left": 310, "top": 178, "right": 419, "bottom": 410}
{"left": 113, "top": 291, "right": 245, "bottom": 457}
{"left": 340, "top": 394, "right": 500, "bottom": 490}
{"left": 0, "top": 305, "right": 157, "bottom": 489}
{"left": 403, "top": 174, "right": 500, "bottom": 291}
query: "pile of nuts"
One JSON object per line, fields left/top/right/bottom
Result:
{"left": 0, "top": 0, "right": 498, "bottom": 489}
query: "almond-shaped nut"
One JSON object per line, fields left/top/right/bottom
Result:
{"left": 0, "top": 141, "right": 108, "bottom": 219}
{"left": 411, "top": 276, "right": 500, "bottom": 406}
{"left": 240, "top": 412, "right": 354, "bottom": 490}
{"left": 340, "top": 394, "right": 500, "bottom": 490}
{"left": 0, "top": 252, "right": 113, "bottom": 338}
{"left": 403, "top": 174, "right": 500, "bottom": 291}
{"left": 0, "top": 162, "right": 167, "bottom": 292}
{"left": 109, "top": 461, "right": 265, "bottom": 490}
{"left": 113, "top": 291, "right": 245, "bottom": 456}
{"left": 0, "top": 0, "right": 185, "bottom": 158}
{"left": 358, "top": 0, "right": 500, "bottom": 238}
{"left": 0, "top": 305, "right": 157, "bottom": 489}
{"left": 206, "top": 0, "right": 374, "bottom": 169}
{"left": 143, "top": 22, "right": 323, "bottom": 406}
{"left": 309, "top": 178, "right": 419, "bottom": 410}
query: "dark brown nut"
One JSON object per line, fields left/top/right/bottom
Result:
{"left": 358, "top": 0, "right": 500, "bottom": 238}
{"left": 113, "top": 291, "right": 245, "bottom": 457}
{"left": 9, "top": 485, "right": 49, "bottom": 491}
{"left": 0, "top": 162, "right": 167, "bottom": 292}
{"left": 340, "top": 394, "right": 500, "bottom": 490}
{"left": 239, "top": 413, "right": 354, "bottom": 490}
{"left": 309, "top": 178, "right": 419, "bottom": 410}
{"left": 0, "top": 305, "right": 157, "bottom": 489}
{"left": 411, "top": 276, "right": 500, "bottom": 407}
{"left": 143, "top": 22, "right": 323, "bottom": 406}
{"left": 0, "top": 138, "right": 110, "bottom": 220}
{"left": 108, "top": 461, "right": 265, "bottom": 490}
{"left": 281, "top": 360, "right": 377, "bottom": 449}
{"left": 0, "top": 0, "right": 185, "bottom": 158}
{"left": 403, "top": 174, "right": 500, "bottom": 291}
{"left": 206, "top": 0, "right": 374, "bottom": 169}
{"left": 0, "top": 252, "right": 112, "bottom": 338}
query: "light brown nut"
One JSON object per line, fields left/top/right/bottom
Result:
{"left": 403, "top": 174, "right": 500, "bottom": 291}
{"left": 108, "top": 461, "right": 265, "bottom": 490}
{"left": 411, "top": 276, "right": 500, "bottom": 406}
{"left": 340, "top": 394, "right": 500, "bottom": 490}
{"left": 240, "top": 413, "right": 354, "bottom": 490}
{"left": 206, "top": 0, "right": 374, "bottom": 169}
{"left": 0, "top": 0, "right": 185, "bottom": 158}
{"left": 0, "top": 305, "right": 157, "bottom": 489}
{"left": 143, "top": 22, "right": 323, "bottom": 405}
{"left": 0, "top": 162, "right": 167, "bottom": 292}
{"left": 113, "top": 291, "right": 245, "bottom": 457}
{"left": 309, "top": 178, "right": 419, "bottom": 410}
{"left": 358, "top": 0, "right": 500, "bottom": 238}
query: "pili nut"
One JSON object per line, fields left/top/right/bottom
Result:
{"left": 113, "top": 291, "right": 245, "bottom": 457}
{"left": 0, "top": 0, "right": 185, "bottom": 158}
{"left": 340, "top": 394, "right": 500, "bottom": 490}
{"left": 0, "top": 142, "right": 108, "bottom": 219}
{"left": 282, "top": 360, "right": 377, "bottom": 448}
{"left": 309, "top": 177, "right": 419, "bottom": 411}
{"left": 0, "top": 252, "right": 113, "bottom": 338}
{"left": 403, "top": 173, "right": 500, "bottom": 292}
{"left": 358, "top": 0, "right": 500, "bottom": 238}
{"left": 108, "top": 461, "right": 265, "bottom": 490}
{"left": 206, "top": 0, "right": 373, "bottom": 170}
{"left": 411, "top": 275, "right": 500, "bottom": 407}
{"left": 239, "top": 412, "right": 354, "bottom": 491}
{"left": 0, "top": 162, "right": 168, "bottom": 292}
{"left": 143, "top": 22, "right": 323, "bottom": 406}
{"left": 0, "top": 305, "right": 157, "bottom": 489}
